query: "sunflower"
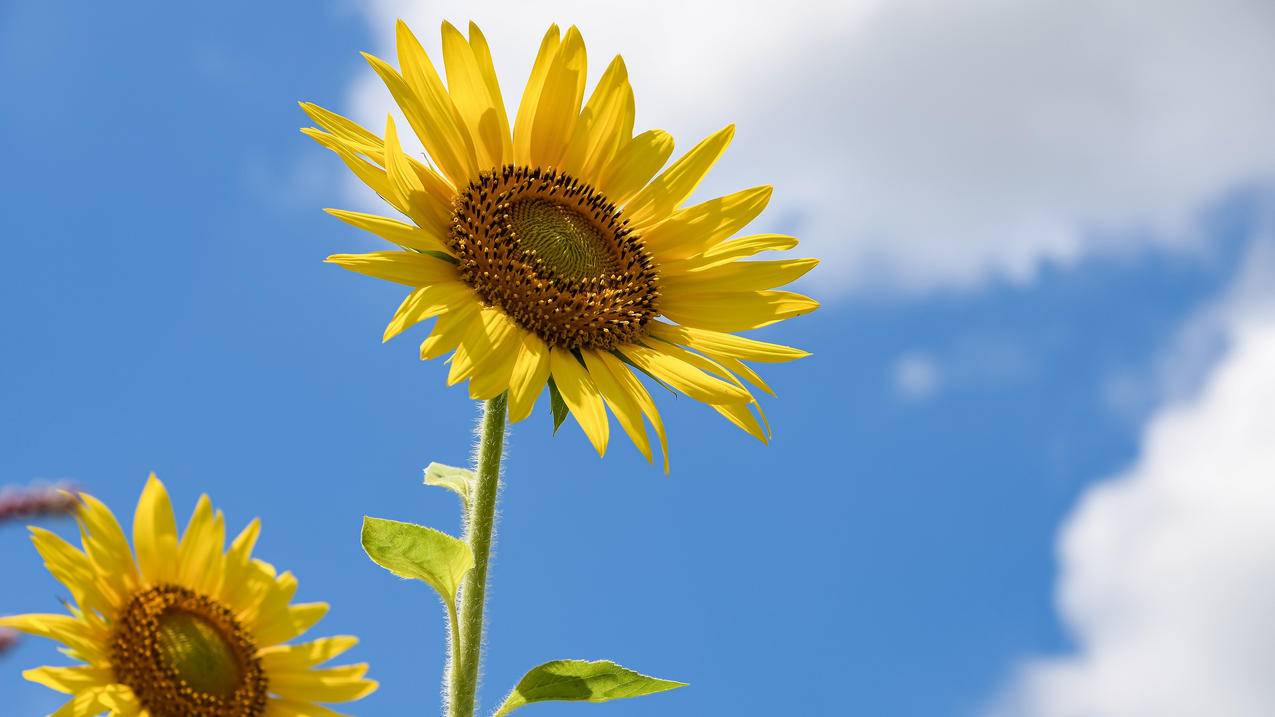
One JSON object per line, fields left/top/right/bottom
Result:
{"left": 1, "top": 475, "right": 376, "bottom": 717}
{"left": 302, "top": 21, "right": 818, "bottom": 468}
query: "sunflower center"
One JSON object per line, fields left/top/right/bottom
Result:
{"left": 448, "top": 165, "right": 660, "bottom": 350}
{"left": 507, "top": 198, "right": 622, "bottom": 280}
{"left": 111, "top": 584, "right": 268, "bottom": 717}
{"left": 156, "top": 610, "right": 242, "bottom": 697}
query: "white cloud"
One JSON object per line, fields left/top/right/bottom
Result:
{"left": 892, "top": 351, "right": 942, "bottom": 400}
{"left": 985, "top": 238, "right": 1275, "bottom": 717}
{"left": 342, "top": 0, "right": 1275, "bottom": 294}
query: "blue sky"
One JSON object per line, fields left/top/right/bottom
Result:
{"left": 3, "top": 2, "right": 1275, "bottom": 716}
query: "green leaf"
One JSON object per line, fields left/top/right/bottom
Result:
{"left": 547, "top": 378, "right": 569, "bottom": 434}
{"left": 423, "top": 462, "right": 475, "bottom": 510}
{"left": 360, "top": 516, "right": 473, "bottom": 608}
{"left": 492, "top": 659, "right": 686, "bottom": 716}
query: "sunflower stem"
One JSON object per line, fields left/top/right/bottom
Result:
{"left": 448, "top": 393, "right": 507, "bottom": 717}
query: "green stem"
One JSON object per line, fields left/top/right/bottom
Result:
{"left": 448, "top": 393, "right": 507, "bottom": 717}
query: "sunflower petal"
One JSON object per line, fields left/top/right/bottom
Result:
{"left": 383, "top": 282, "right": 473, "bottom": 342}
{"left": 270, "top": 665, "right": 379, "bottom": 703}
{"left": 663, "top": 233, "right": 800, "bottom": 273}
{"left": 549, "top": 348, "right": 609, "bottom": 456}
{"left": 324, "top": 209, "right": 450, "bottom": 255}
{"left": 529, "top": 26, "right": 587, "bottom": 169}
{"left": 582, "top": 350, "right": 651, "bottom": 462}
{"left": 659, "top": 289, "right": 819, "bottom": 333}
{"left": 599, "top": 129, "right": 674, "bottom": 205}
{"left": 642, "top": 186, "right": 772, "bottom": 261}
{"left": 23, "top": 666, "right": 113, "bottom": 695}
{"left": 618, "top": 345, "right": 751, "bottom": 405}
{"left": 562, "top": 55, "right": 634, "bottom": 182}
{"left": 661, "top": 257, "right": 819, "bottom": 293}
{"left": 645, "top": 322, "right": 809, "bottom": 363}
{"left": 507, "top": 332, "right": 552, "bottom": 423}
{"left": 598, "top": 352, "right": 669, "bottom": 472}
{"left": 133, "top": 474, "right": 178, "bottom": 584}
{"left": 441, "top": 21, "right": 510, "bottom": 169}
{"left": 259, "top": 636, "right": 360, "bottom": 671}
{"left": 513, "top": 25, "right": 562, "bottom": 166}
{"left": 325, "top": 251, "right": 458, "bottom": 287}
{"left": 624, "top": 125, "right": 735, "bottom": 228}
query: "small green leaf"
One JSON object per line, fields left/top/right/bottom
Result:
{"left": 492, "top": 659, "right": 686, "bottom": 716}
{"left": 360, "top": 516, "right": 473, "bottom": 608}
{"left": 547, "top": 378, "right": 569, "bottom": 434}
{"left": 423, "top": 462, "right": 475, "bottom": 510}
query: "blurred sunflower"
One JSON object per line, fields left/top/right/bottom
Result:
{"left": 1, "top": 475, "right": 376, "bottom": 717}
{"left": 302, "top": 21, "right": 818, "bottom": 468}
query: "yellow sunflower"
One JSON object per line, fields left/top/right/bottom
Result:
{"left": 302, "top": 21, "right": 818, "bottom": 468}
{"left": 1, "top": 475, "right": 376, "bottom": 717}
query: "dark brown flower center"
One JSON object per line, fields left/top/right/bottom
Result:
{"left": 447, "top": 166, "right": 660, "bottom": 350}
{"left": 111, "top": 584, "right": 267, "bottom": 717}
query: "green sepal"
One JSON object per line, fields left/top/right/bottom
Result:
{"left": 492, "top": 659, "right": 686, "bottom": 716}
{"left": 424, "top": 462, "right": 475, "bottom": 512}
{"left": 360, "top": 516, "right": 474, "bottom": 609}
{"left": 547, "top": 377, "right": 569, "bottom": 434}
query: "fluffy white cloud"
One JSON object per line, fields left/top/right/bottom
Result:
{"left": 985, "top": 240, "right": 1275, "bottom": 717}
{"left": 345, "top": 0, "right": 1275, "bottom": 293}
{"left": 892, "top": 351, "right": 942, "bottom": 400}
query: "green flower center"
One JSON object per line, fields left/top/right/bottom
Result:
{"left": 508, "top": 198, "right": 622, "bottom": 280}
{"left": 156, "top": 610, "right": 242, "bottom": 698}
{"left": 448, "top": 165, "right": 660, "bottom": 351}
{"left": 111, "top": 584, "right": 268, "bottom": 717}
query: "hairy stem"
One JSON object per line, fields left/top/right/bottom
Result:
{"left": 448, "top": 393, "right": 507, "bottom": 717}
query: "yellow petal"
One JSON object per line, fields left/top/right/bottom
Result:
{"left": 513, "top": 25, "right": 562, "bottom": 166}
{"left": 598, "top": 129, "right": 674, "bottom": 205}
{"left": 663, "top": 233, "right": 799, "bottom": 273}
{"left": 23, "top": 666, "right": 113, "bottom": 695}
{"left": 529, "top": 26, "right": 587, "bottom": 169}
{"left": 270, "top": 665, "right": 378, "bottom": 703}
{"left": 266, "top": 698, "right": 354, "bottom": 717}
{"left": 441, "top": 21, "right": 510, "bottom": 169}
{"left": 659, "top": 289, "right": 819, "bottom": 333}
{"left": 364, "top": 41, "right": 474, "bottom": 188}
{"left": 596, "top": 351, "right": 669, "bottom": 472}
{"left": 259, "top": 636, "right": 359, "bottom": 671}
{"left": 447, "top": 308, "right": 517, "bottom": 386}
{"left": 323, "top": 209, "right": 450, "bottom": 255}
{"left": 562, "top": 55, "right": 634, "bottom": 182}
{"left": 466, "top": 320, "right": 524, "bottom": 400}
{"left": 624, "top": 125, "right": 735, "bottom": 228}
{"left": 177, "top": 495, "right": 226, "bottom": 595}
{"left": 466, "top": 23, "right": 513, "bottom": 163}
{"left": 712, "top": 401, "right": 770, "bottom": 443}
{"left": 581, "top": 350, "right": 651, "bottom": 462}
{"left": 133, "top": 473, "right": 178, "bottom": 584}
{"left": 381, "top": 114, "right": 435, "bottom": 228}
{"left": 75, "top": 492, "right": 138, "bottom": 604}
{"left": 302, "top": 129, "right": 408, "bottom": 217}
{"left": 661, "top": 257, "right": 819, "bottom": 293}
{"left": 299, "top": 102, "right": 383, "bottom": 152}
{"left": 256, "top": 601, "right": 328, "bottom": 647}
{"left": 642, "top": 186, "right": 772, "bottom": 261}
{"left": 506, "top": 332, "right": 552, "bottom": 423}
{"left": 0, "top": 614, "right": 106, "bottom": 663}
{"left": 645, "top": 322, "right": 809, "bottom": 363}
{"left": 616, "top": 345, "right": 751, "bottom": 405}
{"left": 548, "top": 348, "right": 609, "bottom": 456}
{"left": 420, "top": 297, "right": 480, "bottom": 360}
{"left": 325, "top": 251, "right": 458, "bottom": 287}
{"left": 383, "top": 282, "right": 473, "bottom": 342}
